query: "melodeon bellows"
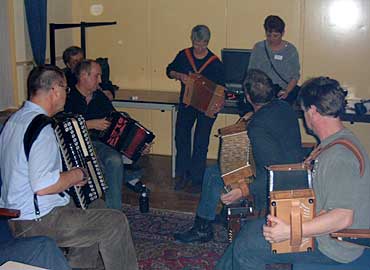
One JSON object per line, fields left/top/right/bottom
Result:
{"left": 54, "top": 114, "right": 107, "bottom": 209}
{"left": 184, "top": 73, "right": 225, "bottom": 118}
{"left": 218, "top": 113, "right": 255, "bottom": 190}
{"left": 99, "top": 111, "right": 155, "bottom": 162}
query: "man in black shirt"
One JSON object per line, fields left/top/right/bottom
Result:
{"left": 64, "top": 59, "right": 123, "bottom": 210}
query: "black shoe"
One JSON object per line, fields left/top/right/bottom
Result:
{"left": 174, "top": 177, "right": 190, "bottom": 191}
{"left": 173, "top": 216, "right": 213, "bottom": 243}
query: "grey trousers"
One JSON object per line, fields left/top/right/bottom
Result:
{"left": 11, "top": 200, "right": 138, "bottom": 270}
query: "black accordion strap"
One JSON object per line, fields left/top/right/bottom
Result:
{"left": 24, "top": 114, "right": 54, "bottom": 161}
{"left": 23, "top": 114, "right": 62, "bottom": 220}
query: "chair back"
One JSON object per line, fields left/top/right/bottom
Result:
{"left": 0, "top": 167, "right": 15, "bottom": 243}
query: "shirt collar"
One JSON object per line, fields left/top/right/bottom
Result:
{"left": 24, "top": 100, "right": 48, "bottom": 115}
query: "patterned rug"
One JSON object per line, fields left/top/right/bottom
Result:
{"left": 124, "top": 205, "right": 291, "bottom": 270}
{"left": 123, "top": 205, "right": 229, "bottom": 270}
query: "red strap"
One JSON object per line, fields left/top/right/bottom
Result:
{"left": 304, "top": 138, "right": 365, "bottom": 177}
{"left": 184, "top": 48, "right": 218, "bottom": 74}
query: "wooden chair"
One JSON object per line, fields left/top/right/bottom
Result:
{"left": 0, "top": 208, "right": 20, "bottom": 243}
{"left": 293, "top": 231, "right": 370, "bottom": 269}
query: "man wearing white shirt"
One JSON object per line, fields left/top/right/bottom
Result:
{"left": 0, "top": 65, "right": 138, "bottom": 270}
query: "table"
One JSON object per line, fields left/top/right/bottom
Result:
{"left": 113, "top": 89, "right": 370, "bottom": 178}
{"left": 113, "top": 90, "right": 179, "bottom": 177}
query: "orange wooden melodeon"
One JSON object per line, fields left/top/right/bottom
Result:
{"left": 218, "top": 112, "right": 255, "bottom": 191}
{"left": 184, "top": 73, "right": 225, "bottom": 118}
{"left": 267, "top": 163, "right": 315, "bottom": 254}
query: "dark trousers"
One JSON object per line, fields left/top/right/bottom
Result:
{"left": 215, "top": 218, "right": 339, "bottom": 270}
{"left": 0, "top": 236, "right": 70, "bottom": 270}
{"left": 175, "top": 104, "right": 216, "bottom": 185}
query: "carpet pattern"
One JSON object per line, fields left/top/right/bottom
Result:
{"left": 123, "top": 205, "right": 229, "bottom": 270}
{"left": 124, "top": 206, "right": 291, "bottom": 270}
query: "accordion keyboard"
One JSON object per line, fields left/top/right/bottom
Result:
{"left": 54, "top": 114, "right": 107, "bottom": 209}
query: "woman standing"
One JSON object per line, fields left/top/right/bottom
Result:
{"left": 248, "top": 15, "right": 300, "bottom": 104}
{"left": 166, "top": 25, "right": 225, "bottom": 193}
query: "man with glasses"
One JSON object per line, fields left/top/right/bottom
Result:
{"left": 0, "top": 65, "right": 138, "bottom": 270}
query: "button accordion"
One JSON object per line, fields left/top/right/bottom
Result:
{"left": 267, "top": 164, "right": 315, "bottom": 254}
{"left": 54, "top": 114, "right": 108, "bottom": 209}
{"left": 184, "top": 73, "right": 225, "bottom": 118}
{"left": 218, "top": 112, "right": 255, "bottom": 191}
{"left": 99, "top": 111, "right": 155, "bottom": 162}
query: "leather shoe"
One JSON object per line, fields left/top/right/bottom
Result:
{"left": 174, "top": 216, "right": 213, "bottom": 243}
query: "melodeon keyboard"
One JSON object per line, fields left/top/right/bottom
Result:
{"left": 54, "top": 114, "right": 107, "bottom": 209}
{"left": 99, "top": 111, "right": 155, "bottom": 163}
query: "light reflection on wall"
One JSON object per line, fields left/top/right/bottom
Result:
{"left": 328, "top": 0, "right": 361, "bottom": 30}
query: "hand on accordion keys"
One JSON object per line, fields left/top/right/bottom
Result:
{"left": 263, "top": 215, "right": 290, "bottom": 244}
{"left": 220, "top": 188, "right": 243, "bottom": 205}
{"left": 69, "top": 167, "right": 89, "bottom": 187}
{"left": 86, "top": 118, "right": 111, "bottom": 131}
{"left": 141, "top": 142, "right": 154, "bottom": 156}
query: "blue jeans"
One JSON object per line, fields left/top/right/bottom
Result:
{"left": 196, "top": 164, "right": 224, "bottom": 220}
{"left": 0, "top": 236, "right": 70, "bottom": 270}
{"left": 93, "top": 140, "right": 124, "bottom": 210}
{"left": 175, "top": 104, "right": 216, "bottom": 185}
{"left": 215, "top": 218, "right": 339, "bottom": 270}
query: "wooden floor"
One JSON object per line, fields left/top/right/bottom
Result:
{"left": 123, "top": 154, "right": 217, "bottom": 213}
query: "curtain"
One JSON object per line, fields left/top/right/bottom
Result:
{"left": 0, "top": 0, "right": 15, "bottom": 110}
{"left": 24, "top": 0, "right": 47, "bottom": 66}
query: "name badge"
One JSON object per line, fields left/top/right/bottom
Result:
{"left": 274, "top": 54, "right": 283, "bottom": 60}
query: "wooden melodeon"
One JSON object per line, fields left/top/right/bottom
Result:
{"left": 184, "top": 73, "right": 225, "bottom": 118}
{"left": 99, "top": 111, "right": 155, "bottom": 162}
{"left": 54, "top": 113, "right": 108, "bottom": 209}
{"left": 218, "top": 112, "right": 255, "bottom": 191}
{"left": 267, "top": 163, "right": 315, "bottom": 254}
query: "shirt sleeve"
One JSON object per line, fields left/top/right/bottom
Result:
{"left": 28, "top": 125, "right": 61, "bottom": 193}
{"left": 248, "top": 44, "right": 259, "bottom": 71}
{"left": 286, "top": 44, "right": 300, "bottom": 81}
{"left": 166, "top": 50, "right": 183, "bottom": 78}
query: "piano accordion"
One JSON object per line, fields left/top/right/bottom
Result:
{"left": 267, "top": 164, "right": 315, "bottom": 254}
{"left": 218, "top": 113, "right": 255, "bottom": 191}
{"left": 184, "top": 73, "right": 225, "bottom": 118}
{"left": 54, "top": 114, "right": 108, "bottom": 209}
{"left": 99, "top": 111, "right": 155, "bottom": 162}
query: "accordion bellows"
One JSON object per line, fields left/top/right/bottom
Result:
{"left": 218, "top": 114, "right": 255, "bottom": 188}
{"left": 184, "top": 73, "right": 225, "bottom": 118}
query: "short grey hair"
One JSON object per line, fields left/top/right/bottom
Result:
{"left": 191, "top": 25, "right": 211, "bottom": 42}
